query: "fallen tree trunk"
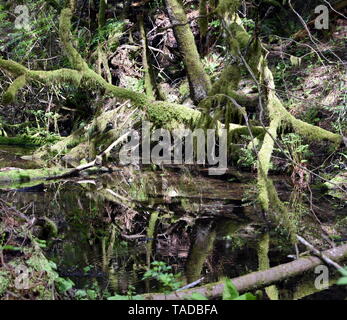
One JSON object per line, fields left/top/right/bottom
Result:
{"left": 143, "top": 243, "right": 347, "bottom": 300}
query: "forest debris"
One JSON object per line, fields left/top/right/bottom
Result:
{"left": 143, "top": 243, "right": 347, "bottom": 300}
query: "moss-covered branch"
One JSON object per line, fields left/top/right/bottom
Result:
{"left": 2, "top": 75, "right": 27, "bottom": 104}
{"left": 139, "top": 14, "right": 156, "bottom": 100}
{"left": 165, "top": 0, "right": 211, "bottom": 103}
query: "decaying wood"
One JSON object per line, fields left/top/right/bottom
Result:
{"left": 143, "top": 243, "right": 347, "bottom": 300}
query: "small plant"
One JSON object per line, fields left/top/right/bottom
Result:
{"left": 303, "top": 107, "right": 320, "bottom": 125}
{"left": 202, "top": 53, "right": 222, "bottom": 76}
{"left": 237, "top": 147, "right": 257, "bottom": 170}
{"left": 142, "top": 261, "right": 182, "bottom": 292}
{"left": 279, "top": 133, "right": 311, "bottom": 167}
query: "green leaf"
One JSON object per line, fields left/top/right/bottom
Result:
{"left": 55, "top": 277, "right": 74, "bottom": 292}
{"left": 108, "top": 295, "right": 130, "bottom": 300}
{"left": 83, "top": 265, "right": 92, "bottom": 273}
{"left": 223, "top": 278, "right": 239, "bottom": 300}
{"left": 338, "top": 268, "right": 347, "bottom": 277}
{"left": 0, "top": 245, "right": 22, "bottom": 251}
{"left": 234, "top": 293, "right": 257, "bottom": 300}
{"left": 337, "top": 277, "right": 347, "bottom": 285}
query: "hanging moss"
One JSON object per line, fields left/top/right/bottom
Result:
{"left": 211, "top": 64, "right": 241, "bottom": 94}
{"left": 216, "top": 0, "right": 240, "bottom": 16}
{"left": 98, "top": 0, "right": 107, "bottom": 29}
{"left": 59, "top": 8, "right": 89, "bottom": 71}
{"left": 146, "top": 211, "right": 159, "bottom": 267}
{"left": 2, "top": 75, "right": 27, "bottom": 104}
{"left": 246, "top": 38, "right": 263, "bottom": 76}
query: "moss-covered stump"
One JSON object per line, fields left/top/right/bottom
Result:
{"left": 0, "top": 168, "right": 70, "bottom": 183}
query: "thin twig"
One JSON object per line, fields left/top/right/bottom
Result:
{"left": 296, "top": 234, "right": 343, "bottom": 270}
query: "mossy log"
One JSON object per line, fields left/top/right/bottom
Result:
{"left": 0, "top": 168, "right": 70, "bottom": 183}
{"left": 142, "top": 243, "right": 347, "bottom": 300}
{"left": 0, "top": 135, "right": 57, "bottom": 147}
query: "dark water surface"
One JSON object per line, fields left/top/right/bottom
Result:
{"left": 1, "top": 145, "right": 346, "bottom": 300}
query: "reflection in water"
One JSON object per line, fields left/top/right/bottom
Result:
{"left": 257, "top": 233, "right": 279, "bottom": 300}
{"left": 0, "top": 150, "right": 346, "bottom": 298}
{"left": 185, "top": 222, "right": 216, "bottom": 283}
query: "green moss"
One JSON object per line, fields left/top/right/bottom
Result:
{"left": 165, "top": 0, "right": 211, "bottom": 103}
{"left": 32, "top": 69, "right": 82, "bottom": 87}
{"left": 228, "top": 22, "right": 250, "bottom": 54}
{"left": 0, "top": 271, "right": 10, "bottom": 296}
{"left": 211, "top": 64, "right": 241, "bottom": 94}
{"left": 0, "top": 135, "right": 40, "bottom": 146}
{"left": 257, "top": 233, "right": 279, "bottom": 300}
{"left": 139, "top": 15, "right": 155, "bottom": 100}
{"left": 0, "top": 179, "right": 47, "bottom": 191}
{"left": 59, "top": 8, "right": 89, "bottom": 71}
{"left": 41, "top": 217, "right": 59, "bottom": 238}
{"left": 0, "top": 58, "right": 28, "bottom": 77}
{"left": 216, "top": 0, "right": 240, "bottom": 16}
{"left": 0, "top": 168, "right": 70, "bottom": 183}
{"left": 179, "top": 80, "right": 190, "bottom": 98}
{"left": 186, "top": 227, "right": 216, "bottom": 283}
{"left": 147, "top": 101, "right": 201, "bottom": 129}
{"left": 288, "top": 117, "right": 342, "bottom": 146}
{"left": 98, "top": 0, "right": 107, "bottom": 29}
{"left": 146, "top": 211, "right": 159, "bottom": 266}
{"left": 2, "top": 75, "right": 27, "bottom": 104}
{"left": 0, "top": 134, "right": 61, "bottom": 147}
